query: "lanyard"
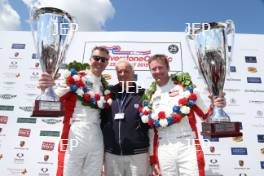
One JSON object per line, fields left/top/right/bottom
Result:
{"left": 118, "top": 93, "right": 128, "bottom": 113}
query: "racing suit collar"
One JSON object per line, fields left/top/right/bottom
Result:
{"left": 156, "top": 79, "right": 174, "bottom": 93}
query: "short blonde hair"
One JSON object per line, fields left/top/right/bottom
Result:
{"left": 148, "top": 54, "right": 170, "bottom": 69}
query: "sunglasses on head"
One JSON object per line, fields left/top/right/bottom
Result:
{"left": 92, "top": 55, "right": 108, "bottom": 63}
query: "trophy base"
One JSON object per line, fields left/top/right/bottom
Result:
{"left": 32, "top": 100, "right": 64, "bottom": 117}
{"left": 201, "top": 122, "right": 242, "bottom": 138}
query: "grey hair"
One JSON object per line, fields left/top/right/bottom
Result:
{"left": 115, "top": 59, "right": 134, "bottom": 71}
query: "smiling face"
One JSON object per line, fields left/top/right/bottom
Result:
{"left": 149, "top": 57, "right": 170, "bottom": 87}
{"left": 90, "top": 48, "right": 109, "bottom": 77}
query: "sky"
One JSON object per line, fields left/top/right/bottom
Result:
{"left": 0, "top": 0, "right": 264, "bottom": 34}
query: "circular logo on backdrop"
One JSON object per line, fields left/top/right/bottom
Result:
{"left": 260, "top": 148, "right": 264, "bottom": 155}
{"left": 209, "top": 146, "right": 215, "bottom": 153}
{"left": 168, "top": 44, "right": 179, "bottom": 54}
{"left": 19, "top": 141, "right": 25, "bottom": 147}
{"left": 21, "top": 169, "right": 27, "bottom": 175}
{"left": 35, "top": 62, "right": 40, "bottom": 68}
{"left": 44, "top": 155, "right": 49, "bottom": 161}
{"left": 257, "top": 110, "right": 263, "bottom": 117}
{"left": 14, "top": 52, "right": 19, "bottom": 57}
{"left": 230, "top": 98, "right": 236, "bottom": 104}
{"left": 239, "top": 160, "right": 244, "bottom": 167}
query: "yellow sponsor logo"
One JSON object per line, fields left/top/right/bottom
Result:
{"left": 232, "top": 136, "right": 243, "bottom": 142}
{"left": 247, "top": 67, "right": 257, "bottom": 73}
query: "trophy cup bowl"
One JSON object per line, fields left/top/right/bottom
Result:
{"left": 186, "top": 20, "right": 242, "bottom": 138}
{"left": 31, "top": 7, "right": 76, "bottom": 117}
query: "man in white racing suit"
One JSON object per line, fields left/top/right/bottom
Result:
{"left": 38, "top": 46, "right": 110, "bottom": 176}
{"left": 144, "top": 54, "right": 226, "bottom": 176}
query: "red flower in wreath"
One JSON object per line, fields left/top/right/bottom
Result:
{"left": 84, "top": 94, "right": 91, "bottom": 102}
{"left": 158, "top": 111, "right": 166, "bottom": 119}
{"left": 138, "top": 106, "right": 143, "bottom": 113}
{"left": 178, "top": 98, "right": 188, "bottom": 105}
{"left": 143, "top": 110, "right": 149, "bottom": 116}
{"left": 66, "top": 76, "right": 75, "bottom": 85}
{"left": 75, "top": 80, "right": 85, "bottom": 87}
{"left": 105, "top": 103, "right": 111, "bottom": 109}
{"left": 148, "top": 119, "right": 154, "bottom": 127}
{"left": 189, "top": 93, "right": 197, "bottom": 100}
{"left": 78, "top": 72, "right": 86, "bottom": 77}
{"left": 172, "top": 114, "right": 182, "bottom": 123}
{"left": 105, "top": 93, "right": 112, "bottom": 100}
{"left": 94, "top": 94, "right": 101, "bottom": 101}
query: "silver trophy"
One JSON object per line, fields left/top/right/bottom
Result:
{"left": 31, "top": 7, "right": 76, "bottom": 117}
{"left": 186, "top": 20, "right": 242, "bottom": 138}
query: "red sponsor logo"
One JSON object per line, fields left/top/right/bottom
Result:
{"left": 41, "top": 141, "right": 55, "bottom": 151}
{"left": 0, "top": 116, "right": 8, "bottom": 124}
{"left": 169, "top": 90, "right": 180, "bottom": 97}
{"left": 18, "top": 128, "right": 31, "bottom": 137}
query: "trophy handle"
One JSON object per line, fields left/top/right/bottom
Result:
{"left": 225, "top": 19, "right": 235, "bottom": 74}
{"left": 30, "top": 7, "right": 39, "bottom": 62}
{"left": 185, "top": 34, "right": 200, "bottom": 70}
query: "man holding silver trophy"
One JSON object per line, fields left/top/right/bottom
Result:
{"left": 38, "top": 46, "right": 111, "bottom": 176}
{"left": 140, "top": 54, "right": 226, "bottom": 176}
{"left": 138, "top": 20, "right": 242, "bottom": 176}
{"left": 186, "top": 20, "right": 242, "bottom": 138}
{"left": 32, "top": 7, "right": 112, "bottom": 176}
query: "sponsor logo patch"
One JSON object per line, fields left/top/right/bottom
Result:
{"left": 231, "top": 147, "right": 248, "bottom": 155}
{"left": 11, "top": 43, "right": 26, "bottom": 49}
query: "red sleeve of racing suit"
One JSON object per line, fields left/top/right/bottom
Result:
{"left": 191, "top": 104, "right": 213, "bottom": 120}
{"left": 149, "top": 128, "right": 159, "bottom": 165}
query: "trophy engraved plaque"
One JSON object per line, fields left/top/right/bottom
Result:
{"left": 186, "top": 20, "right": 242, "bottom": 138}
{"left": 31, "top": 7, "right": 76, "bottom": 117}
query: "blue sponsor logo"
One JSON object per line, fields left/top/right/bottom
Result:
{"left": 261, "top": 161, "right": 264, "bottom": 169}
{"left": 257, "top": 135, "right": 264, "bottom": 143}
{"left": 230, "top": 66, "right": 236, "bottom": 72}
{"left": 231, "top": 147, "right": 248, "bottom": 155}
{"left": 32, "top": 53, "right": 37, "bottom": 59}
{"left": 203, "top": 136, "right": 219, "bottom": 142}
{"left": 247, "top": 77, "right": 262, "bottom": 83}
{"left": 11, "top": 43, "right": 25, "bottom": 49}
{"left": 245, "top": 56, "right": 257, "bottom": 63}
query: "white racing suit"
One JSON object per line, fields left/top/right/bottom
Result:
{"left": 149, "top": 79, "right": 212, "bottom": 176}
{"left": 56, "top": 71, "right": 104, "bottom": 176}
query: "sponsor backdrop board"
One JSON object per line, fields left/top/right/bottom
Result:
{"left": 0, "top": 31, "right": 263, "bottom": 176}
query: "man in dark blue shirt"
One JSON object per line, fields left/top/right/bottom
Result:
{"left": 101, "top": 60, "right": 149, "bottom": 176}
